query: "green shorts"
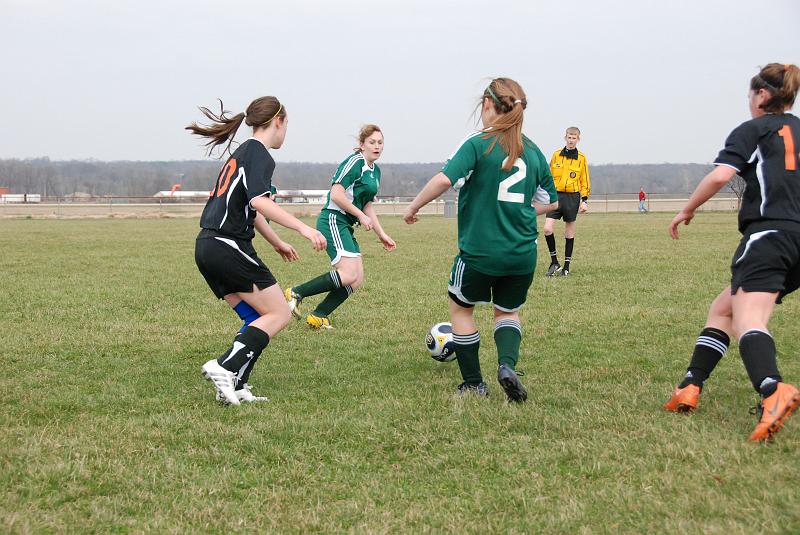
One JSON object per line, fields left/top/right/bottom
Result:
{"left": 318, "top": 210, "right": 360, "bottom": 265}
{"left": 447, "top": 255, "right": 534, "bottom": 312}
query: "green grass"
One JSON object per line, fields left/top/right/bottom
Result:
{"left": 1, "top": 212, "right": 799, "bottom": 534}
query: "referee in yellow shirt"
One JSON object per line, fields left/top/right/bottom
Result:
{"left": 543, "top": 126, "right": 591, "bottom": 277}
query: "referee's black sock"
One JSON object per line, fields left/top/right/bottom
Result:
{"left": 678, "top": 327, "right": 729, "bottom": 388}
{"left": 739, "top": 330, "right": 782, "bottom": 396}
{"left": 217, "top": 325, "right": 270, "bottom": 377}
{"left": 563, "top": 238, "right": 574, "bottom": 272}
{"left": 545, "top": 234, "right": 558, "bottom": 265}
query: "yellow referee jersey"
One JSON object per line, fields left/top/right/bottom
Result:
{"left": 549, "top": 150, "right": 590, "bottom": 198}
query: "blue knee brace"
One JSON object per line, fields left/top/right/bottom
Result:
{"left": 233, "top": 301, "right": 260, "bottom": 333}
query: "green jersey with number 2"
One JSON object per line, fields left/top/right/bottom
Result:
{"left": 441, "top": 132, "right": 557, "bottom": 276}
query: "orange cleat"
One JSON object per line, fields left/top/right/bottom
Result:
{"left": 748, "top": 383, "right": 800, "bottom": 442}
{"left": 664, "top": 384, "right": 701, "bottom": 413}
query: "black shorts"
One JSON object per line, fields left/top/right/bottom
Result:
{"left": 195, "top": 231, "right": 277, "bottom": 299}
{"left": 546, "top": 192, "right": 581, "bottom": 222}
{"left": 730, "top": 227, "right": 800, "bottom": 303}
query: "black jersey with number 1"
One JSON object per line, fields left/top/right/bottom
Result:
{"left": 714, "top": 113, "right": 800, "bottom": 233}
{"left": 200, "top": 139, "right": 275, "bottom": 241}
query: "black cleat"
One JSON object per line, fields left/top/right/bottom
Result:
{"left": 545, "top": 263, "right": 561, "bottom": 277}
{"left": 497, "top": 364, "right": 528, "bottom": 402}
{"left": 457, "top": 382, "right": 489, "bottom": 397}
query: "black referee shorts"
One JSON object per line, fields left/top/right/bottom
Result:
{"left": 730, "top": 228, "right": 800, "bottom": 303}
{"left": 195, "top": 233, "right": 277, "bottom": 299}
{"left": 546, "top": 192, "right": 581, "bottom": 223}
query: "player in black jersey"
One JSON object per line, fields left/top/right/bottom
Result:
{"left": 187, "top": 96, "right": 327, "bottom": 405}
{"left": 665, "top": 63, "right": 800, "bottom": 442}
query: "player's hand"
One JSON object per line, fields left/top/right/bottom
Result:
{"left": 403, "top": 206, "right": 419, "bottom": 224}
{"left": 274, "top": 241, "right": 299, "bottom": 262}
{"left": 669, "top": 210, "right": 694, "bottom": 240}
{"left": 379, "top": 233, "right": 396, "bottom": 252}
{"left": 300, "top": 225, "right": 327, "bottom": 251}
{"left": 357, "top": 214, "right": 373, "bottom": 231}
{"left": 579, "top": 201, "right": 588, "bottom": 214}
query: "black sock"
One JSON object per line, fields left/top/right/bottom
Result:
{"left": 217, "top": 326, "right": 270, "bottom": 377}
{"left": 545, "top": 234, "right": 558, "bottom": 264}
{"left": 563, "top": 238, "right": 574, "bottom": 272}
{"left": 236, "top": 355, "right": 259, "bottom": 390}
{"left": 738, "top": 330, "right": 782, "bottom": 395}
{"left": 679, "top": 327, "right": 730, "bottom": 388}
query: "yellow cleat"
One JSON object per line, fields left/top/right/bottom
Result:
{"left": 306, "top": 314, "right": 332, "bottom": 330}
{"left": 284, "top": 287, "right": 302, "bottom": 319}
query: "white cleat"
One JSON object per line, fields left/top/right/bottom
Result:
{"left": 216, "top": 383, "right": 269, "bottom": 403}
{"left": 202, "top": 359, "right": 240, "bottom": 405}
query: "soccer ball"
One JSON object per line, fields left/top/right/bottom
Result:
{"left": 426, "top": 322, "right": 456, "bottom": 362}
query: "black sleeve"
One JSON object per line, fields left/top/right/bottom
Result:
{"left": 714, "top": 121, "right": 759, "bottom": 172}
{"left": 245, "top": 147, "right": 275, "bottom": 203}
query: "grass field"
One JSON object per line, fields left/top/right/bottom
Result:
{"left": 2, "top": 212, "right": 799, "bottom": 534}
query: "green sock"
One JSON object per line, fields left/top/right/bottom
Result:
{"left": 314, "top": 285, "right": 353, "bottom": 317}
{"left": 294, "top": 271, "right": 341, "bottom": 298}
{"left": 494, "top": 320, "right": 522, "bottom": 369}
{"left": 453, "top": 332, "right": 482, "bottom": 385}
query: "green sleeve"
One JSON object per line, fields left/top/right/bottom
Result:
{"left": 442, "top": 136, "right": 479, "bottom": 186}
{"left": 331, "top": 155, "right": 361, "bottom": 189}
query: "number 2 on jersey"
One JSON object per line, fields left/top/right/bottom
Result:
{"left": 497, "top": 158, "right": 526, "bottom": 203}
{"left": 778, "top": 125, "right": 797, "bottom": 171}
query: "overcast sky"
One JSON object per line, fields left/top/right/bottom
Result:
{"left": 1, "top": 0, "right": 797, "bottom": 165}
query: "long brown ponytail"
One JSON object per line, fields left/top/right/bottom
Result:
{"left": 751, "top": 63, "right": 800, "bottom": 113}
{"left": 185, "top": 96, "right": 286, "bottom": 157}
{"left": 480, "top": 78, "right": 528, "bottom": 171}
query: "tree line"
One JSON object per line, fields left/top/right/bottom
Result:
{"left": 0, "top": 157, "right": 717, "bottom": 198}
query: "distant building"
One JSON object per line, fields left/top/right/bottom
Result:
{"left": 154, "top": 190, "right": 211, "bottom": 198}
{"left": 275, "top": 190, "right": 329, "bottom": 203}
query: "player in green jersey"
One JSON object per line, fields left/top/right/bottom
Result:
{"left": 286, "top": 125, "right": 396, "bottom": 329}
{"left": 404, "top": 77, "right": 558, "bottom": 401}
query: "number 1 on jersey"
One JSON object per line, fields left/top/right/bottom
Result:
{"left": 497, "top": 158, "right": 526, "bottom": 203}
{"left": 778, "top": 125, "right": 797, "bottom": 171}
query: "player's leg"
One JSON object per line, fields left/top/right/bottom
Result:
{"left": 448, "top": 256, "right": 490, "bottom": 395}
{"left": 308, "top": 256, "right": 363, "bottom": 328}
{"left": 732, "top": 289, "right": 799, "bottom": 441}
{"left": 560, "top": 193, "right": 580, "bottom": 276}
{"left": 491, "top": 272, "right": 534, "bottom": 402}
{"left": 543, "top": 214, "right": 560, "bottom": 276}
{"left": 305, "top": 221, "right": 361, "bottom": 329}
{"left": 664, "top": 287, "right": 733, "bottom": 413}
{"left": 285, "top": 214, "right": 342, "bottom": 319}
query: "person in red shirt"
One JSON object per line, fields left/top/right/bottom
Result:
{"left": 638, "top": 187, "right": 648, "bottom": 213}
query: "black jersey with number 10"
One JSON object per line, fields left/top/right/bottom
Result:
{"left": 199, "top": 139, "right": 275, "bottom": 241}
{"left": 714, "top": 113, "right": 800, "bottom": 233}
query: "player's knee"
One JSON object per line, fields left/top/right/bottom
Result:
{"left": 350, "top": 274, "right": 364, "bottom": 290}
{"left": 339, "top": 270, "right": 359, "bottom": 287}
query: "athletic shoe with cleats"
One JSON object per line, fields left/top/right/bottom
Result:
{"left": 457, "top": 382, "right": 488, "bottom": 397}
{"left": 216, "top": 383, "right": 269, "bottom": 403}
{"left": 559, "top": 269, "right": 570, "bottom": 277}
{"left": 284, "top": 287, "right": 302, "bottom": 319}
{"left": 545, "top": 263, "right": 561, "bottom": 277}
{"left": 664, "top": 384, "right": 701, "bottom": 413}
{"left": 497, "top": 364, "right": 528, "bottom": 402}
{"left": 748, "top": 382, "right": 800, "bottom": 442}
{"left": 202, "top": 359, "right": 240, "bottom": 405}
{"left": 306, "top": 314, "right": 332, "bottom": 330}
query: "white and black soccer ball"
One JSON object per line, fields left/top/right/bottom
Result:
{"left": 426, "top": 322, "right": 456, "bottom": 362}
